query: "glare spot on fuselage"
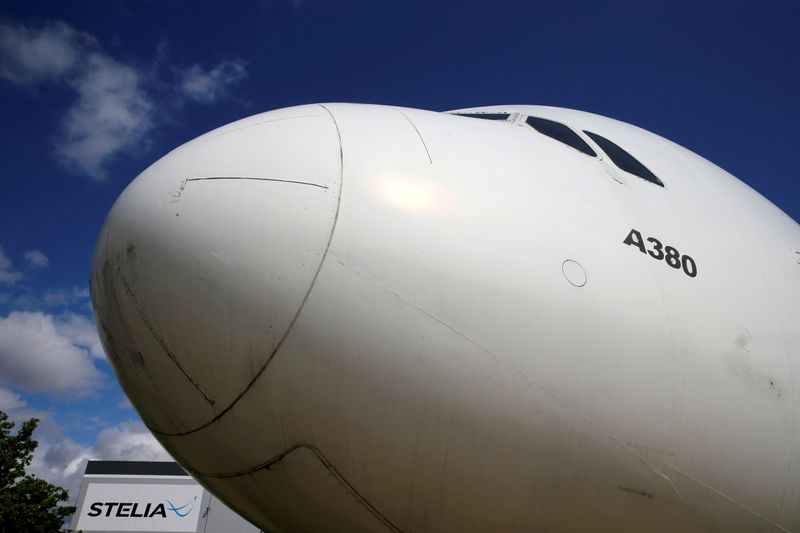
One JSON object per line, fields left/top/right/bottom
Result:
{"left": 379, "top": 178, "right": 446, "bottom": 215}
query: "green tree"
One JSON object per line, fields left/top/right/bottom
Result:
{"left": 0, "top": 410, "right": 76, "bottom": 532}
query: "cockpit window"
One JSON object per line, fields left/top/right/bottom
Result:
{"left": 453, "top": 113, "right": 511, "bottom": 121}
{"left": 584, "top": 131, "right": 664, "bottom": 187}
{"left": 525, "top": 116, "right": 597, "bottom": 157}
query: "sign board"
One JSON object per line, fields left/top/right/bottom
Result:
{"left": 75, "top": 483, "right": 204, "bottom": 532}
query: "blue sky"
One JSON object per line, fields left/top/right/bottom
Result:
{"left": 0, "top": 0, "right": 798, "bottom": 497}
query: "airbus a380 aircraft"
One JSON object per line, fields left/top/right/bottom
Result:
{"left": 91, "top": 103, "right": 800, "bottom": 532}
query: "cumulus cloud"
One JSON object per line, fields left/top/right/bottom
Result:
{"left": 0, "top": 21, "right": 91, "bottom": 85}
{"left": 57, "top": 54, "right": 153, "bottom": 179}
{"left": 54, "top": 312, "right": 105, "bottom": 359}
{"left": 40, "top": 439, "right": 93, "bottom": 486}
{"left": 10, "top": 285, "right": 91, "bottom": 312}
{"left": 0, "top": 246, "right": 22, "bottom": 285}
{"left": 0, "top": 20, "right": 248, "bottom": 181}
{"left": 116, "top": 397, "right": 133, "bottom": 410}
{"left": 42, "top": 285, "right": 90, "bottom": 308}
{"left": 0, "top": 385, "right": 62, "bottom": 440}
{"left": 0, "top": 21, "right": 151, "bottom": 180}
{"left": 0, "top": 385, "right": 26, "bottom": 411}
{"left": 30, "top": 420, "right": 172, "bottom": 502}
{"left": 93, "top": 421, "right": 171, "bottom": 461}
{"left": 0, "top": 390, "right": 168, "bottom": 503}
{"left": 177, "top": 58, "right": 248, "bottom": 103}
{"left": 23, "top": 249, "right": 49, "bottom": 269}
{"left": 31, "top": 439, "right": 93, "bottom": 502}
{"left": 0, "top": 311, "right": 105, "bottom": 395}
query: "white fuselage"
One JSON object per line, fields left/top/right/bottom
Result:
{"left": 91, "top": 104, "right": 800, "bottom": 532}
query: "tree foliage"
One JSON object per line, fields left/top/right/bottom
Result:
{"left": 0, "top": 410, "right": 76, "bottom": 532}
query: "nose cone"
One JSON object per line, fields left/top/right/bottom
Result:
{"left": 91, "top": 105, "right": 342, "bottom": 434}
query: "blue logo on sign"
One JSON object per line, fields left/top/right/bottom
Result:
{"left": 165, "top": 495, "right": 197, "bottom": 518}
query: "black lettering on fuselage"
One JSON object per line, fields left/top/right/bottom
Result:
{"left": 623, "top": 229, "right": 646, "bottom": 254}
{"left": 623, "top": 228, "right": 698, "bottom": 278}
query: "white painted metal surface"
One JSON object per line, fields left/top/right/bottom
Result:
{"left": 91, "top": 103, "right": 800, "bottom": 532}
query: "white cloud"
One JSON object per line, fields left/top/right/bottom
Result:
{"left": 116, "top": 397, "right": 133, "bottom": 410}
{"left": 93, "top": 421, "right": 172, "bottom": 461}
{"left": 0, "top": 311, "right": 105, "bottom": 395}
{"left": 177, "top": 58, "right": 248, "bottom": 103}
{"left": 30, "top": 419, "right": 172, "bottom": 502}
{"left": 11, "top": 286, "right": 90, "bottom": 311}
{"left": 54, "top": 312, "right": 105, "bottom": 359}
{"left": 0, "top": 21, "right": 90, "bottom": 85}
{"left": 0, "top": 246, "right": 22, "bottom": 285}
{"left": 38, "top": 439, "right": 94, "bottom": 489}
{"left": 23, "top": 249, "right": 49, "bottom": 269}
{"left": 42, "top": 286, "right": 90, "bottom": 308}
{"left": 0, "top": 386, "right": 61, "bottom": 440}
{"left": 0, "top": 391, "right": 170, "bottom": 502}
{"left": 0, "top": 385, "right": 26, "bottom": 411}
{"left": 57, "top": 53, "right": 154, "bottom": 180}
{"left": 0, "top": 20, "right": 147, "bottom": 180}
{"left": 1, "top": 20, "right": 249, "bottom": 180}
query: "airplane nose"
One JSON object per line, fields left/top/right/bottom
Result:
{"left": 90, "top": 105, "right": 342, "bottom": 434}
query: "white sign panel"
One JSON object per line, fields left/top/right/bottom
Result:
{"left": 76, "top": 483, "right": 204, "bottom": 532}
